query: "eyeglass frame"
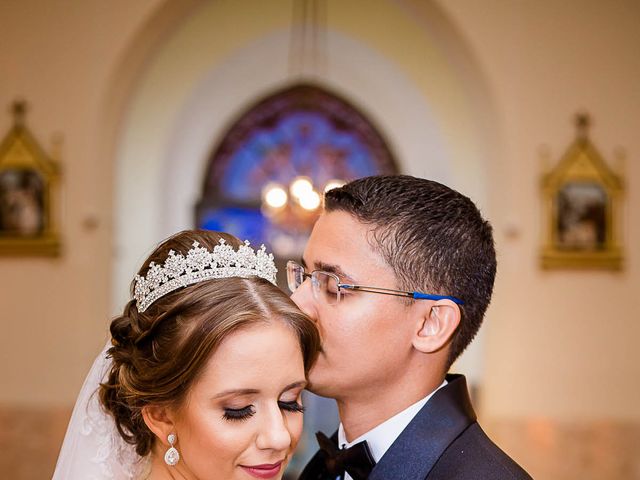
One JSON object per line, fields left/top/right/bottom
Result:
{"left": 286, "top": 260, "right": 464, "bottom": 305}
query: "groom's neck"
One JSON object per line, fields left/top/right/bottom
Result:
{"left": 335, "top": 373, "right": 444, "bottom": 442}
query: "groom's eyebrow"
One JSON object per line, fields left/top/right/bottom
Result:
{"left": 300, "top": 257, "right": 357, "bottom": 283}
{"left": 315, "top": 261, "right": 356, "bottom": 283}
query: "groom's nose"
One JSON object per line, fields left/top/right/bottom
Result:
{"left": 290, "top": 278, "right": 318, "bottom": 321}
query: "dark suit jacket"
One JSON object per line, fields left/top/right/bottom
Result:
{"left": 299, "top": 374, "right": 532, "bottom": 480}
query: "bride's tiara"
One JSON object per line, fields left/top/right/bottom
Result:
{"left": 133, "top": 239, "right": 278, "bottom": 312}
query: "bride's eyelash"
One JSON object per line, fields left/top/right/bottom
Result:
{"left": 223, "top": 401, "right": 304, "bottom": 421}
{"left": 223, "top": 406, "right": 255, "bottom": 421}
{"left": 278, "top": 400, "right": 305, "bottom": 413}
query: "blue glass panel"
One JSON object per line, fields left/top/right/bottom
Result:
{"left": 221, "top": 111, "right": 380, "bottom": 201}
{"left": 199, "top": 206, "right": 268, "bottom": 247}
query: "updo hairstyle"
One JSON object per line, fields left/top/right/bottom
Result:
{"left": 99, "top": 229, "right": 319, "bottom": 456}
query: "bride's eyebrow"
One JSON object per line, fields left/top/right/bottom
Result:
{"left": 281, "top": 380, "right": 307, "bottom": 393}
{"left": 212, "top": 381, "right": 306, "bottom": 399}
{"left": 212, "top": 388, "right": 259, "bottom": 399}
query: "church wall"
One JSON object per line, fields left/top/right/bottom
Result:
{"left": 0, "top": 1, "right": 164, "bottom": 477}
{"left": 0, "top": 0, "right": 165, "bottom": 405}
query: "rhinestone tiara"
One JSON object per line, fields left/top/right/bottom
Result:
{"left": 133, "top": 239, "right": 278, "bottom": 313}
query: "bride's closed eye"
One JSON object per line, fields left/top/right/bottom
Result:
{"left": 223, "top": 405, "right": 255, "bottom": 421}
{"left": 278, "top": 400, "right": 305, "bottom": 413}
{"left": 222, "top": 400, "right": 304, "bottom": 422}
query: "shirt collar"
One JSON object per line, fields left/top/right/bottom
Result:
{"left": 337, "top": 380, "right": 447, "bottom": 465}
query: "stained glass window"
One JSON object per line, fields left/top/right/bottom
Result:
{"left": 196, "top": 83, "right": 398, "bottom": 254}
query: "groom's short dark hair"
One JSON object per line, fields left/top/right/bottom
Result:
{"left": 324, "top": 175, "right": 496, "bottom": 367}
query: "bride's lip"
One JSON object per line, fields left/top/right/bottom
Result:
{"left": 240, "top": 461, "right": 284, "bottom": 479}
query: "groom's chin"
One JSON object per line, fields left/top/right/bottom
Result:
{"left": 305, "top": 379, "right": 333, "bottom": 398}
{"left": 305, "top": 358, "right": 334, "bottom": 398}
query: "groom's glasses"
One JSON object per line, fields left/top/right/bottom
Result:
{"left": 286, "top": 261, "right": 464, "bottom": 306}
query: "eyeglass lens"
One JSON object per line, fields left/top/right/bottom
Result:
{"left": 311, "top": 271, "right": 340, "bottom": 305}
{"left": 286, "top": 261, "right": 341, "bottom": 305}
{"left": 286, "top": 261, "right": 304, "bottom": 293}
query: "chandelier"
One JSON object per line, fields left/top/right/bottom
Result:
{"left": 260, "top": 0, "right": 338, "bottom": 233}
{"left": 261, "top": 176, "right": 344, "bottom": 232}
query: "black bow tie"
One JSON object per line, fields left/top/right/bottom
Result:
{"left": 315, "top": 431, "right": 376, "bottom": 480}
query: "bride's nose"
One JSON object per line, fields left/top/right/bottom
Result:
{"left": 255, "top": 407, "right": 293, "bottom": 451}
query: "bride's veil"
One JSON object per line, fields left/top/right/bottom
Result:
{"left": 52, "top": 341, "right": 150, "bottom": 479}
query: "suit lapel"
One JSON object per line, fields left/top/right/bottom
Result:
{"left": 369, "top": 374, "right": 476, "bottom": 480}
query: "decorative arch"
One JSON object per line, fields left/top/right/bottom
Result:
{"left": 109, "top": 0, "right": 497, "bottom": 384}
{"left": 196, "top": 83, "right": 399, "bottom": 253}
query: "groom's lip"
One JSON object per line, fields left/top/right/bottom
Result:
{"left": 240, "top": 460, "right": 284, "bottom": 479}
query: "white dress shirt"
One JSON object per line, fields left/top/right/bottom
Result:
{"left": 337, "top": 380, "right": 447, "bottom": 480}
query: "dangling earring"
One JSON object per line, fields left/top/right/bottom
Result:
{"left": 164, "top": 433, "right": 180, "bottom": 466}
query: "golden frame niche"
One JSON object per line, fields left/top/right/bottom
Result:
{"left": 0, "top": 102, "right": 61, "bottom": 256}
{"left": 540, "top": 114, "right": 623, "bottom": 270}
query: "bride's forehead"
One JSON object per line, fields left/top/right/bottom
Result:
{"left": 194, "top": 323, "right": 304, "bottom": 382}
{"left": 215, "top": 321, "right": 298, "bottom": 351}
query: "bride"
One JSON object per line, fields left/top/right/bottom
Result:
{"left": 53, "top": 229, "right": 319, "bottom": 479}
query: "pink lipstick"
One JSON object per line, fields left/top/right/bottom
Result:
{"left": 240, "top": 461, "right": 283, "bottom": 479}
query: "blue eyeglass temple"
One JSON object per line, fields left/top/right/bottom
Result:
{"left": 412, "top": 292, "right": 465, "bottom": 305}
{"left": 338, "top": 284, "right": 465, "bottom": 305}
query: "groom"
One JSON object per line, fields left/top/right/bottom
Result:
{"left": 289, "top": 175, "right": 532, "bottom": 479}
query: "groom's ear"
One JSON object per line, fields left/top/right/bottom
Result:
{"left": 411, "top": 301, "right": 460, "bottom": 354}
{"left": 142, "top": 404, "right": 175, "bottom": 446}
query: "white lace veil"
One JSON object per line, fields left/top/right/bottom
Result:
{"left": 52, "top": 341, "right": 150, "bottom": 480}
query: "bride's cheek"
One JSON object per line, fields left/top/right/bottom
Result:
{"left": 288, "top": 413, "right": 305, "bottom": 450}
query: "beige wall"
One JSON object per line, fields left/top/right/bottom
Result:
{"left": 436, "top": 0, "right": 640, "bottom": 421}
{"left": 0, "top": 0, "right": 639, "bottom": 477}
{"left": 0, "top": 0, "right": 166, "bottom": 405}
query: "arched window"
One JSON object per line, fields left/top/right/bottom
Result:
{"left": 196, "top": 83, "right": 398, "bottom": 256}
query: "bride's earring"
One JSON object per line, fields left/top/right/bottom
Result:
{"left": 164, "top": 433, "right": 180, "bottom": 466}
